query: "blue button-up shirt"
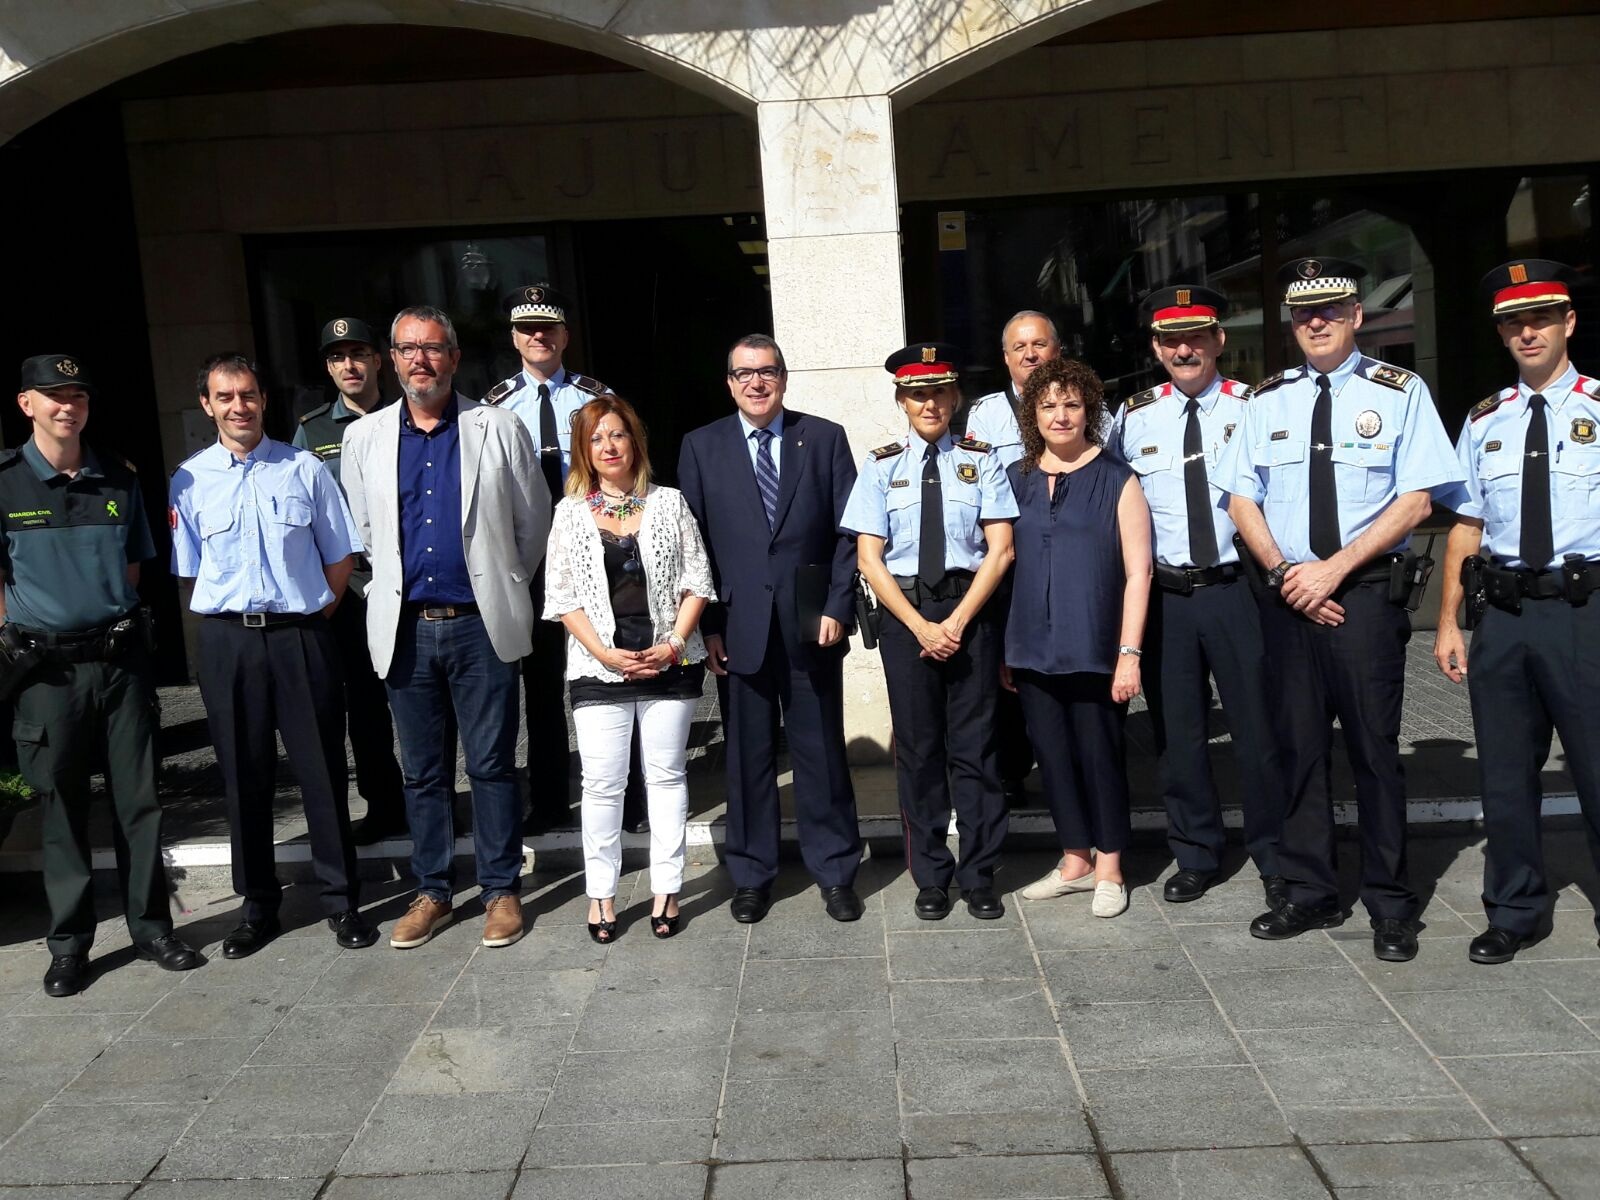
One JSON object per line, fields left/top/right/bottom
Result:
{"left": 840, "top": 432, "right": 1018, "bottom": 575}
{"left": 1448, "top": 363, "right": 1600, "bottom": 569}
{"left": 965, "top": 386, "right": 1025, "bottom": 468}
{"left": 398, "top": 396, "right": 473, "bottom": 605}
{"left": 738, "top": 408, "right": 784, "bottom": 476}
{"left": 1110, "top": 376, "right": 1250, "bottom": 568}
{"left": 1211, "top": 349, "right": 1461, "bottom": 563}
{"left": 491, "top": 365, "right": 597, "bottom": 482}
{"left": 170, "top": 437, "right": 361, "bottom": 615}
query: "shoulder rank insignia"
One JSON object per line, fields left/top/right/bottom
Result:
{"left": 298, "top": 402, "right": 331, "bottom": 425}
{"left": 1366, "top": 362, "right": 1414, "bottom": 391}
{"left": 1220, "top": 378, "right": 1251, "bottom": 400}
{"left": 870, "top": 442, "right": 906, "bottom": 461}
{"left": 1576, "top": 375, "right": 1600, "bottom": 401}
{"left": 570, "top": 373, "right": 608, "bottom": 397}
{"left": 1123, "top": 386, "right": 1162, "bottom": 412}
{"left": 1248, "top": 371, "right": 1286, "bottom": 398}
{"left": 1470, "top": 390, "right": 1510, "bottom": 422}
{"left": 954, "top": 436, "right": 991, "bottom": 453}
{"left": 482, "top": 377, "right": 521, "bottom": 406}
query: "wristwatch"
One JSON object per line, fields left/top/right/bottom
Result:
{"left": 1117, "top": 645, "right": 1142, "bottom": 658}
{"left": 1265, "top": 560, "right": 1292, "bottom": 591}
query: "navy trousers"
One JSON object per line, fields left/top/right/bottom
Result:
{"left": 1014, "top": 669, "right": 1130, "bottom": 854}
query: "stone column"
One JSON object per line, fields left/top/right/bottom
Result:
{"left": 757, "top": 95, "right": 904, "bottom": 759}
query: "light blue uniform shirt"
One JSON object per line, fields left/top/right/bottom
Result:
{"left": 1211, "top": 349, "right": 1460, "bottom": 563}
{"left": 169, "top": 437, "right": 363, "bottom": 615}
{"left": 486, "top": 365, "right": 601, "bottom": 482}
{"left": 1110, "top": 375, "right": 1250, "bottom": 568}
{"left": 1448, "top": 363, "right": 1600, "bottom": 569}
{"left": 965, "top": 387, "right": 1025, "bottom": 468}
{"left": 840, "top": 431, "right": 1018, "bottom": 575}
{"left": 738, "top": 408, "right": 784, "bottom": 475}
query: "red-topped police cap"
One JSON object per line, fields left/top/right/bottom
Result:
{"left": 1480, "top": 259, "right": 1575, "bottom": 316}
{"left": 885, "top": 341, "right": 961, "bottom": 388}
{"left": 1141, "top": 284, "right": 1228, "bottom": 332}
{"left": 1277, "top": 255, "right": 1366, "bottom": 306}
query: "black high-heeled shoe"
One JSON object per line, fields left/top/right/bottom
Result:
{"left": 587, "top": 900, "right": 617, "bottom": 944}
{"left": 650, "top": 895, "right": 680, "bottom": 939}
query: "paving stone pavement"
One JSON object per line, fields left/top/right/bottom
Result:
{"left": 2, "top": 834, "right": 1599, "bottom": 1198}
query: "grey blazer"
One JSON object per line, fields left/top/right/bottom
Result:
{"left": 341, "top": 394, "right": 551, "bottom": 676}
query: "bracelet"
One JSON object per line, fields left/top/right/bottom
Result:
{"left": 1117, "top": 645, "right": 1142, "bottom": 658}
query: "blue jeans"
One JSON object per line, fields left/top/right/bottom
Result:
{"left": 385, "top": 611, "right": 522, "bottom": 902}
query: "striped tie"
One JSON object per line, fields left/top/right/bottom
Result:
{"left": 754, "top": 428, "right": 779, "bottom": 529}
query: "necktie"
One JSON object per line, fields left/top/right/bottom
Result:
{"left": 1309, "top": 373, "right": 1341, "bottom": 560}
{"left": 1183, "top": 397, "right": 1219, "bottom": 568}
{"left": 918, "top": 443, "right": 944, "bottom": 588}
{"left": 753, "top": 428, "right": 779, "bottom": 529}
{"left": 1521, "top": 393, "right": 1554, "bottom": 570}
{"left": 537, "top": 383, "right": 562, "bottom": 500}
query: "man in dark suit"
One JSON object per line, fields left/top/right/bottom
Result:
{"left": 679, "top": 333, "right": 864, "bottom": 923}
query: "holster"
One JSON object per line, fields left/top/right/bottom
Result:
{"left": 0, "top": 623, "right": 46, "bottom": 702}
{"left": 1482, "top": 563, "right": 1522, "bottom": 615}
{"left": 1461, "top": 555, "right": 1488, "bottom": 630}
{"left": 1561, "top": 554, "right": 1593, "bottom": 605}
{"left": 853, "top": 576, "right": 881, "bottom": 651}
{"left": 1391, "top": 549, "right": 1434, "bottom": 612}
{"left": 1231, "top": 533, "right": 1267, "bottom": 599}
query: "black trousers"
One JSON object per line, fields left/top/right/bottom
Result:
{"left": 1144, "top": 580, "right": 1285, "bottom": 876}
{"left": 1260, "top": 582, "right": 1413, "bottom": 919}
{"left": 197, "top": 617, "right": 359, "bottom": 921}
{"left": 14, "top": 647, "right": 171, "bottom": 956}
{"left": 1469, "top": 597, "right": 1600, "bottom": 935}
{"left": 723, "top": 620, "right": 861, "bottom": 890}
{"left": 1014, "top": 670, "right": 1130, "bottom": 854}
{"left": 330, "top": 588, "right": 405, "bottom": 826}
{"left": 880, "top": 597, "right": 1006, "bottom": 890}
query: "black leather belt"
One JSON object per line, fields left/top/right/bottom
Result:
{"left": 1155, "top": 563, "right": 1243, "bottom": 593}
{"left": 892, "top": 570, "right": 974, "bottom": 605}
{"left": 10, "top": 610, "right": 141, "bottom": 662}
{"left": 204, "top": 612, "right": 319, "bottom": 628}
{"left": 404, "top": 601, "right": 479, "bottom": 621}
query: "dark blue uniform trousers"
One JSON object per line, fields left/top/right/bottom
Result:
{"left": 879, "top": 596, "right": 1006, "bottom": 890}
{"left": 1468, "top": 596, "right": 1600, "bottom": 935}
{"left": 1144, "top": 579, "right": 1284, "bottom": 876}
{"left": 1259, "top": 582, "right": 1415, "bottom": 920}
{"left": 724, "top": 621, "right": 860, "bottom": 890}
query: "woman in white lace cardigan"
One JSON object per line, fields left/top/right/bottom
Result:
{"left": 543, "top": 395, "right": 716, "bottom": 942}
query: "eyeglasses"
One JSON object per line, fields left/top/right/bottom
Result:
{"left": 728, "top": 367, "right": 784, "bottom": 384}
{"left": 616, "top": 533, "right": 642, "bottom": 576}
{"left": 1289, "top": 304, "right": 1350, "bottom": 325}
{"left": 393, "top": 343, "right": 453, "bottom": 360}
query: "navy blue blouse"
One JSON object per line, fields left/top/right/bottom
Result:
{"left": 1004, "top": 451, "right": 1134, "bottom": 675}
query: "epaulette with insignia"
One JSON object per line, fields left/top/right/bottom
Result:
{"left": 1220, "top": 379, "right": 1251, "bottom": 399}
{"left": 1364, "top": 361, "right": 1414, "bottom": 391}
{"left": 955, "top": 436, "right": 991, "bottom": 453}
{"left": 482, "top": 377, "right": 522, "bottom": 406}
{"left": 870, "top": 442, "right": 905, "bottom": 461}
{"left": 1470, "top": 390, "right": 1511, "bottom": 422}
{"left": 570, "top": 373, "right": 608, "bottom": 397}
{"left": 298, "top": 402, "right": 332, "bottom": 424}
{"left": 1576, "top": 374, "right": 1600, "bottom": 400}
{"left": 1123, "top": 386, "right": 1162, "bottom": 412}
{"left": 1249, "top": 371, "right": 1287, "bottom": 398}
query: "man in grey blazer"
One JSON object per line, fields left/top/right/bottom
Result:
{"left": 342, "top": 305, "right": 550, "bottom": 950}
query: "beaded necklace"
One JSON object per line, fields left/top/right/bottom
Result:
{"left": 586, "top": 487, "right": 646, "bottom": 521}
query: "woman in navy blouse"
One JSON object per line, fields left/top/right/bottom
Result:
{"left": 1004, "top": 358, "right": 1152, "bottom": 918}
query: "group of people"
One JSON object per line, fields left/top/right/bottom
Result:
{"left": 6, "top": 252, "right": 1599, "bottom": 999}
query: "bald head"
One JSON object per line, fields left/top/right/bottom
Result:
{"left": 1000, "top": 311, "right": 1060, "bottom": 391}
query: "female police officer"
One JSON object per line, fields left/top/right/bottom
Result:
{"left": 841, "top": 343, "right": 1017, "bottom": 921}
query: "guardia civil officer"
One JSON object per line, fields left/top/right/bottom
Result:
{"left": 1214, "top": 257, "right": 1461, "bottom": 962}
{"left": 482, "top": 284, "right": 620, "bottom": 834}
{"left": 1109, "top": 287, "right": 1286, "bottom": 909}
{"left": 841, "top": 343, "right": 1017, "bottom": 920}
{"left": 2, "top": 355, "right": 201, "bottom": 997}
{"left": 294, "top": 317, "right": 407, "bottom": 845}
{"left": 1435, "top": 260, "right": 1600, "bottom": 963}
{"left": 170, "top": 352, "right": 377, "bottom": 958}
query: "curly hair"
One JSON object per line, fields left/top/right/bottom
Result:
{"left": 1016, "top": 357, "right": 1107, "bottom": 474}
{"left": 565, "top": 394, "right": 652, "bottom": 498}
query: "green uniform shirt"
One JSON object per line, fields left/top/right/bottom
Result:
{"left": 293, "top": 393, "right": 388, "bottom": 488}
{"left": 0, "top": 440, "right": 154, "bottom": 633}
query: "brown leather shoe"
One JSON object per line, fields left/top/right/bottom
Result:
{"left": 389, "top": 894, "right": 452, "bottom": 949}
{"left": 481, "top": 895, "right": 525, "bottom": 948}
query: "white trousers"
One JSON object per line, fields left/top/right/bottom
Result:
{"left": 572, "top": 695, "right": 695, "bottom": 898}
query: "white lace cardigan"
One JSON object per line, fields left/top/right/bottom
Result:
{"left": 542, "top": 485, "right": 718, "bottom": 683}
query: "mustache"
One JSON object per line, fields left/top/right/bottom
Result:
{"left": 1171, "top": 354, "right": 1203, "bottom": 367}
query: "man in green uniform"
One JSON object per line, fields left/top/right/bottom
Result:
{"left": 294, "top": 317, "right": 407, "bottom": 844}
{"left": 0, "top": 354, "right": 202, "bottom": 996}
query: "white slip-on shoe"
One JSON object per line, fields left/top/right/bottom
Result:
{"left": 1091, "top": 881, "right": 1129, "bottom": 918}
{"left": 1020, "top": 867, "right": 1098, "bottom": 901}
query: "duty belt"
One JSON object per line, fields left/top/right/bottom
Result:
{"left": 9, "top": 610, "right": 143, "bottom": 664}
{"left": 1483, "top": 560, "right": 1600, "bottom": 611}
{"left": 892, "top": 570, "right": 974, "bottom": 605}
{"left": 1155, "top": 563, "right": 1243, "bottom": 594}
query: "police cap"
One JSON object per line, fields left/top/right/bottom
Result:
{"left": 886, "top": 342, "right": 961, "bottom": 388}
{"left": 319, "top": 317, "right": 380, "bottom": 353}
{"left": 1277, "top": 256, "right": 1366, "bottom": 306}
{"left": 1480, "top": 259, "right": 1575, "bottom": 317}
{"left": 20, "top": 354, "right": 93, "bottom": 393}
{"left": 503, "top": 284, "right": 570, "bottom": 325}
{"left": 1141, "top": 285, "right": 1228, "bottom": 332}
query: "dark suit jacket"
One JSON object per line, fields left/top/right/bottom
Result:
{"left": 678, "top": 408, "right": 858, "bottom": 675}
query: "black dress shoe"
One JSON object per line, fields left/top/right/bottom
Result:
{"left": 43, "top": 954, "right": 87, "bottom": 998}
{"left": 915, "top": 886, "right": 951, "bottom": 921}
{"left": 1261, "top": 875, "right": 1289, "bottom": 912}
{"left": 1469, "top": 925, "right": 1525, "bottom": 965}
{"left": 221, "top": 916, "right": 282, "bottom": 960}
{"left": 964, "top": 886, "right": 1004, "bottom": 920}
{"left": 820, "top": 885, "right": 863, "bottom": 922}
{"left": 327, "top": 910, "right": 379, "bottom": 949}
{"left": 349, "top": 812, "right": 407, "bottom": 846}
{"left": 1163, "top": 869, "right": 1218, "bottom": 904}
{"left": 730, "top": 887, "right": 771, "bottom": 924}
{"left": 1372, "top": 917, "right": 1418, "bottom": 963}
{"left": 1249, "top": 901, "right": 1342, "bottom": 940}
{"left": 134, "top": 934, "right": 203, "bottom": 972}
